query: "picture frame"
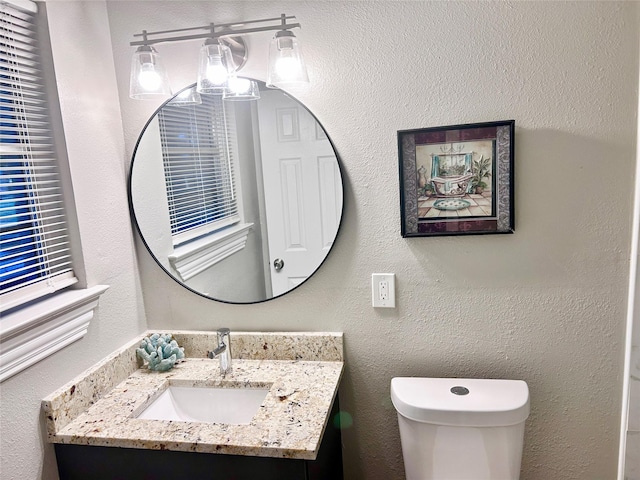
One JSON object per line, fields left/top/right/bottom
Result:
{"left": 398, "top": 120, "right": 515, "bottom": 237}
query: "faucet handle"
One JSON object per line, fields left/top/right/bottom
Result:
{"left": 215, "top": 328, "right": 231, "bottom": 375}
{"left": 208, "top": 328, "right": 230, "bottom": 359}
{"left": 217, "top": 328, "right": 230, "bottom": 349}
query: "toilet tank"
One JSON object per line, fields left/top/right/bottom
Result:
{"left": 391, "top": 378, "right": 529, "bottom": 480}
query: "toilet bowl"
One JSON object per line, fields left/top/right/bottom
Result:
{"left": 391, "top": 377, "right": 529, "bottom": 480}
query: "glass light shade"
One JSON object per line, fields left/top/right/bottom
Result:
{"left": 223, "top": 77, "right": 260, "bottom": 101}
{"left": 129, "top": 45, "right": 171, "bottom": 100}
{"left": 266, "top": 30, "right": 309, "bottom": 87}
{"left": 168, "top": 87, "right": 202, "bottom": 106}
{"left": 197, "top": 40, "right": 235, "bottom": 94}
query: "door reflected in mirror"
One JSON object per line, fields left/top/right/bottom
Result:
{"left": 129, "top": 80, "right": 344, "bottom": 303}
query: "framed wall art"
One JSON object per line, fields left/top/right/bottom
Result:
{"left": 398, "top": 120, "right": 514, "bottom": 237}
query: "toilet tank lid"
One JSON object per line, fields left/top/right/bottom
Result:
{"left": 390, "top": 377, "right": 530, "bottom": 427}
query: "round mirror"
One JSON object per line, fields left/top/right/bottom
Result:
{"left": 129, "top": 80, "right": 344, "bottom": 304}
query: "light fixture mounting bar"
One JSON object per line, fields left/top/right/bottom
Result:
{"left": 130, "top": 14, "right": 301, "bottom": 47}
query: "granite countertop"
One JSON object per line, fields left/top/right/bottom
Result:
{"left": 43, "top": 331, "right": 343, "bottom": 460}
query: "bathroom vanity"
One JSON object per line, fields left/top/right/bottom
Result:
{"left": 43, "top": 331, "right": 344, "bottom": 480}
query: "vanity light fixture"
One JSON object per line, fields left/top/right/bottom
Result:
{"left": 223, "top": 77, "right": 261, "bottom": 101}
{"left": 197, "top": 35, "right": 236, "bottom": 94}
{"left": 129, "top": 14, "right": 308, "bottom": 100}
{"left": 266, "top": 29, "right": 309, "bottom": 87}
{"left": 167, "top": 87, "right": 202, "bottom": 106}
{"left": 129, "top": 38, "right": 172, "bottom": 99}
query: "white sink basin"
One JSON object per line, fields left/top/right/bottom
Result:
{"left": 137, "top": 386, "right": 269, "bottom": 424}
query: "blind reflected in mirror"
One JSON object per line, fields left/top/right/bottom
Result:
{"left": 129, "top": 80, "right": 344, "bottom": 304}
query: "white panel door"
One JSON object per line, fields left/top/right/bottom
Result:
{"left": 257, "top": 91, "right": 341, "bottom": 296}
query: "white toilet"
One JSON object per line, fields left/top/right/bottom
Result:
{"left": 391, "top": 377, "right": 530, "bottom": 480}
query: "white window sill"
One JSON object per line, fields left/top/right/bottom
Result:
{"left": 0, "top": 285, "right": 109, "bottom": 382}
{"left": 169, "top": 222, "right": 253, "bottom": 281}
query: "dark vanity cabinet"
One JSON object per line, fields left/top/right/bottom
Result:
{"left": 54, "top": 397, "right": 343, "bottom": 480}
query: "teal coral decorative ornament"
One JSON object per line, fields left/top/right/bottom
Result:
{"left": 136, "top": 333, "right": 185, "bottom": 371}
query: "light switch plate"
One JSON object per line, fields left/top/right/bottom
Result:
{"left": 372, "top": 273, "right": 395, "bottom": 308}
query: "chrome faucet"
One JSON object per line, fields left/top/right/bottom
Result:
{"left": 208, "top": 328, "right": 231, "bottom": 375}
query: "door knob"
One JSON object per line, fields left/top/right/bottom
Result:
{"left": 273, "top": 258, "right": 284, "bottom": 271}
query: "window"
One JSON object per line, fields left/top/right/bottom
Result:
{"left": 158, "top": 93, "right": 240, "bottom": 246}
{"left": 0, "top": 0, "right": 108, "bottom": 383}
{"left": 157, "top": 92, "right": 253, "bottom": 281}
{"left": 0, "top": 0, "right": 77, "bottom": 313}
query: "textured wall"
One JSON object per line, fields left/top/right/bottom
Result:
{"left": 7, "top": 1, "right": 628, "bottom": 479}
{"left": 108, "top": 2, "right": 639, "bottom": 478}
{"left": 0, "top": 2, "right": 147, "bottom": 479}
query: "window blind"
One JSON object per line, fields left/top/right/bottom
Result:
{"left": 158, "top": 93, "right": 239, "bottom": 245}
{"left": 0, "top": 0, "right": 77, "bottom": 312}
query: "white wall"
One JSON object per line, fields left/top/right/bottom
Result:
{"left": 625, "top": 239, "right": 640, "bottom": 477}
{"left": 0, "top": 1, "right": 637, "bottom": 479}
{"left": 0, "top": 2, "right": 146, "bottom": 479}
{"left": 624, "top": 85, "right": 640, "bottom": 475}
{"left": 109, "top": 2, "right": 639, "bottom": 479}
